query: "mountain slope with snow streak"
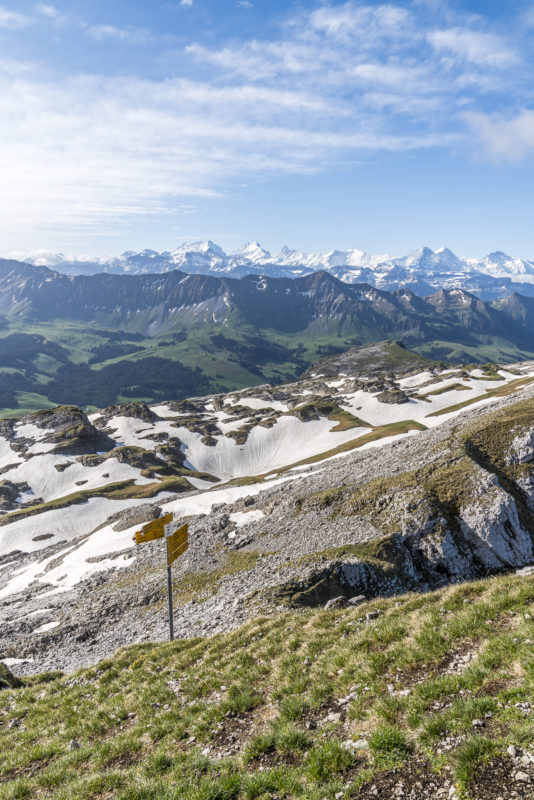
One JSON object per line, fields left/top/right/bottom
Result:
{"left": 1, "top": 345, "right": 534, "bottom": 677}
{"left": 1, "top": 344, "right": 534, "bottom": 614}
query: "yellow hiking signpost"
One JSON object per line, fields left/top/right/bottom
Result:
{"left": 133, "top": 514, "right": 188, "bottom": 641}
{"left": 134, "top": 513, "right": 173, "bottom": 545}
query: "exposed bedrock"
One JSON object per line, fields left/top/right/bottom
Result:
{"left": 17, "top": 406, "right": 114, "bottom": 455}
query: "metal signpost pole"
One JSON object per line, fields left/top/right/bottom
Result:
{"left": 165, "top": 524, "right": 175, "bottom": 641}
{"left": 166, "top": 556, "right": 174, "bottom": 641}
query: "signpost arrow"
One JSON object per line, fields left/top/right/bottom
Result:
{"left": 133, "top": 512, "right": 173, "bottom": 545}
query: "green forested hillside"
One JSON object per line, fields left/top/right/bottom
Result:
{"left": 2, "top": 260, "right": 534, "bottom": 415}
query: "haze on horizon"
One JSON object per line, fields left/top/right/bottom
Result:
{"left": 1, "top": 0, "right": 534, "bottom": 259}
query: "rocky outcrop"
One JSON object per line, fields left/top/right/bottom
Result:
{"left": 0, "top": 480, "right": 31, "bottom": 511}
{"left": 23, "top": 406, "right": 114, "bottom": 455}
{"left": 110, "top": 504, "right": 163, "bottom": 533}
{"left": 93, "top": 402, "right": 157, "bottom": 427}
{"left": 376, "top": 388, "right": 410, "bottom": 404}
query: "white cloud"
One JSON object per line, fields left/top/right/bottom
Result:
{"left": 237, "top": 1, "right": 253, "bottom": 7}
{"left": 307, "top": 3, "right": 411, "bottom": 43}
{"left": 427, "top": 27, "right": 516, "bottom": 67}
{"left": 180, "top": 0, "right": 193, "bottom": 5}
{"left": 86, "top": 24, "right": 155, "bottom": 44}
{"left": 466, "top": 109, "right": 534, "bottom": 161}
{"left": 0, "top": 6, "right": 30, "bottom": 28}
{"left": 0, "top": 1, "right": 529, "bottom": 245}
{"left": 0, "top": 62, "right": 445, "bottom": 244}
{"left": 34, "top": 3, "right": 58, "bottom": 17}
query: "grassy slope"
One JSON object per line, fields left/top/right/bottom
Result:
{"left": 0, "top": 319, "right": 365, "bottom": 415}
{"left": 3, "top": 573, "right": 534, "bottom": 799}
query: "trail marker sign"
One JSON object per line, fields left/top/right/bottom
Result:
{"left": 134, "top": 513, "right": 173, "bottom": 545}
{"left": 165, "top": 523, "right": 188, "bottom": 566}
{"left": 133, "top": 513, "right": 189, "bottom": 641}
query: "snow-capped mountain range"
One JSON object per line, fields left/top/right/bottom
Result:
{"left": 7, "top": 242, "right": 534, "bottom": 300}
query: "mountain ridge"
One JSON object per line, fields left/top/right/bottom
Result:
{"left": 2, "top": 258, "right": 534, "bottom": 413}
{"left": 7, "top": 240, "right": 534, "bottom": 300}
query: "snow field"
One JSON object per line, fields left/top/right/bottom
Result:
{"left": 2, "top": 363, "right": 534, "bottom": 602}
{"left": 103, "top": 415, "right": 176, "bottom": 450}
{"left": 0, "top": 475, "right": 293, "bottom": 598}
{"left": 0, "top": 497, "right": 154, "bottom": 557}
{"left": 34, "top": 621, "right": 60, "bottom": 634}
{"left": 397, "top": 371, "right": 435, "bottom": 388}
{"left": 172, "top": 415, "right": 369, "bottom": 481}
{"left": 224, "top": 397, "right": 288, "bottom": 412}
{"left": 229, "top": 510, "right": 265, "bottom": 527}
{"left": 0, "top": 437, "right": 22, "bottom": 470}
{"left": 1, "top": 453, "right": 152, "bottom": 504}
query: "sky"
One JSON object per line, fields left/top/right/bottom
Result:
{"left": 1, "top": 0, "right": 534, "bottom": 260}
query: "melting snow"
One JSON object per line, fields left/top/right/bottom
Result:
{"left": 34, "top": 621, "right": 60, "bottom": 633}
{"left": 229, "top": 510, "right": 265, "bottom": 527}
{"left": 172, "top": 415, "right": 368, "bottom": 481}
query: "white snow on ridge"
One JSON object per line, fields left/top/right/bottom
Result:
{"left": 214, "top": 411, "right": 252, "bottom": 434}
{"left": 338, "top": 371, "right": 515, "bottom": 428}
{"left": 0, "top": 437, "right": 22, "bottom": 470}
{"left": 104, "top": 415, "right": 181, "bottom": 449}
{"left": 229, "top": 509, "right": 265, "bottom": 527}
{"left": 14, "top": 422, "right": 49, "bottom": 441}
{"left": 34, "top": 621, "right": 60, "bottom": 634}
{"left": 0, "top": 497, "right": 151, "bottom": 558}
{"left": 225, "top": 397, "right": 288, "bottom": 412}
{"left": 172, "top": 415, "right": 368, "bottom": 481}
{"left": 15, "top": 241, "right": 534, "bottom": 287}
{"left": 397, "top": 371, "right": 435, "bottom": 389}
{"left": 1, "top": 453, "right": 151, "bottom": 503}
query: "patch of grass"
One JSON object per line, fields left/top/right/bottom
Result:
{"left": 369, "top": 724, "right": 410, "bottom": 767}
{"left": 4, "top": 572, "right": 534, "bottom": 797}
{"left": 453, "top": 735, "right": 499, "bottom": 789}
{"left": 306, "top": 740, "right": 355, "bottom": 781}
{"left": 172, "top": 551, "right": 262, "bottom": 605}
{"left": 421, "top": 382, "right": 472, "bottom": 397}
{"left": 223, "top": 685, "right": 263, "bottom": 714}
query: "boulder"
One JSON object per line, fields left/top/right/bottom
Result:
{"left": 324, "top": 596, "right": 348, "bottom": 610}
{"left": 347, "top": 594, "right": 366, "bottom": 606}
{"left": 376, "top": 389, "right": 410, "bottom": 405}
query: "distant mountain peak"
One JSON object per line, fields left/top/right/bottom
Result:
{"left": 170, "top": 240, "right": 227, "bottom": 257}
{"left": 233, "top": 241, "right": 272, "bottom": 261}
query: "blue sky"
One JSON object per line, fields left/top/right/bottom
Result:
{"left": 1, "top": 0, "right": 534, "bottom": 259}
